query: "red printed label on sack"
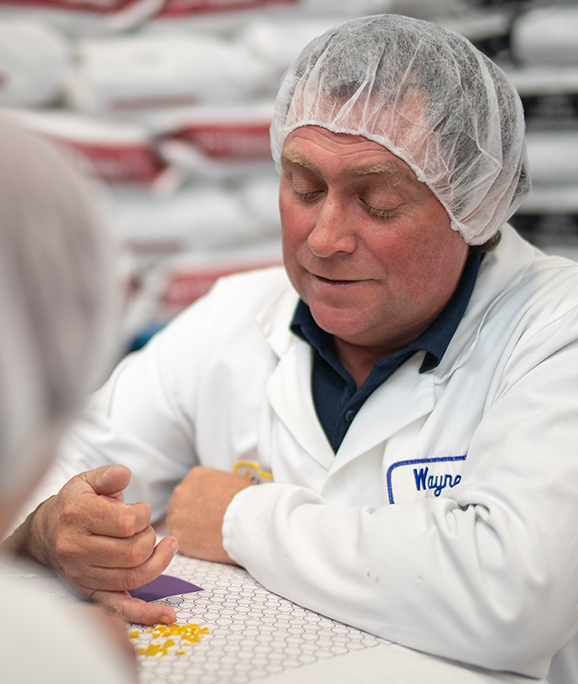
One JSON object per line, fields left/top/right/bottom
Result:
{"left": 166, "top": 124, "right": 272, "bottom": 160}
{"left": 2, "top": 0, "right": 145, "bottom": 13}
{"left": 48, "top": 137, "right": 165, "bottom": 182}
{"left": 163, "top": 262, "right": 280, "bottom": 308}
{"left": 158, "top": 0, "right": 298, "bottom": 18}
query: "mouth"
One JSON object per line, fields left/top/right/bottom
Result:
{"left": 310, "top": 272, "right": 366, "bottom": 288}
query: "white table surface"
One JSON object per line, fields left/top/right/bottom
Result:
{"left": 129, "top": 553, "right": 544, "bottom": 684}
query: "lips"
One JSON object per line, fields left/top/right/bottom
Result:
{"left": 314, "top": 274, "right": 354, "bottom": 284}
{"left": 309, "top": 268, "right": 370, "bottom": 283}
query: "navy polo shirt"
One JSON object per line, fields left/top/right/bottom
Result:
{"left": 291, "top": 248, "right": 483, "bottom": 452}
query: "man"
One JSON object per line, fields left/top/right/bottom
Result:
{"left": 7, "top": 14, "right": 578, "bottom": 683}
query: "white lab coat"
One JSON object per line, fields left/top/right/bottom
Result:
{"left": 28, "top": 224, "right": 578, "bottom": 682}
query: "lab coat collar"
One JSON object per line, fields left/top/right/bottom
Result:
{"left": 256, "top": 276, "right": 337, "bottom": 469}
{"left": 432, "top": 224, "right": 536, "bottom": 382}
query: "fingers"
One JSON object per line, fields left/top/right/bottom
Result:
{"left": 82, "top": 464, "right": 132, "bottom": 501}
{"left": 166, "top": 466, "right": 250, "bottom": 563}
{"left": 88, "top": 538, "right": 180, "bottom": 625}
{"left": 62, "top": 524, "right": 157, "bottom": 571}
{"left": 74, "top": 536, "right": 179, "bottom": 592}
{"left": 91, "top": 590, "right": 177, "bottom": 626}
{"left": 84, "top": 499, "right": 152, "bottom": 538}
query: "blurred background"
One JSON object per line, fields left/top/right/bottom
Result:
{"left": 1, "top": 0, "right": 577, "bottom": 350}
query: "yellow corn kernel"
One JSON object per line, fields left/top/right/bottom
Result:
{"left": 128, "top": 630, "right": 139, "bottom": 639}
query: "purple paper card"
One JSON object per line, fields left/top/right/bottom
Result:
{"left": 128, "top": 574, "right": 203, "bottom": 602}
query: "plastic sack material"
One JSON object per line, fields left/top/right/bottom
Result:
{"left": 67, "top": 33, "right": 269, "bottom": 116}
{"left": 0, "top": 0, "right": 164, "bottom": 36}
{"left": 109, "top": 183, "right": 261, "bottom": 257}
{"left": 525, "top": 131, "right": 578, "bottom": 187}
{"left": 149, "top": 101, "right": 275, "bottom": 182}
{"left": 0, "top": 21, "right": 72, "bottom": 107}
{"left": 512, "top": 7, "right": 578, "bottom": 66}
{"left": 0, "top": 114, "right": 120, "bottom": 498}
{"left": 270, "top": 13, "right": 531, "bottom": 246}
{"left": 12, "top": 108, "right": 166, "bottom": 184}
{"left": 134, "top": 240, "right": 282, "bottom": 330}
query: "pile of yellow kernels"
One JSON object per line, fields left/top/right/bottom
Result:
{"left": 129, "top": 622, "right": 209, "bottom": 657}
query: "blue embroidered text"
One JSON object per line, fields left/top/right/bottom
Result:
{"left": 413, "top": 467, "right": 462, "bottom": 497}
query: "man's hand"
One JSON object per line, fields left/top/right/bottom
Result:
{"left": 12, "top": 464, "right": 178, "bottom": 625}
{"left": 165, "top": 466, "right": 254, "bottom": 564}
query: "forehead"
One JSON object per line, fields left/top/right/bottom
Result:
{"left": 281, "top": 126, "right": 420, "bottom": 185}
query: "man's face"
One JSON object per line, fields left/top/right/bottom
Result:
{"left": 280, "top": 126, "right": 469, "bottom": 358}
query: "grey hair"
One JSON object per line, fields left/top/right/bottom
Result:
{"left": 0, "top": 114, "right": 120, "bottom": 496}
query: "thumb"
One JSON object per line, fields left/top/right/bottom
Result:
{"left": 82, "top": 464, "right": 132, "bottom": 501}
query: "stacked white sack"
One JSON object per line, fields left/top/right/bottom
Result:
{"left": 505, "top": 66, "right": 578, "bottom": 99}
{"left": 525, "top": 131, "right": 578, "bottom": 187}
{"left": 241, "top": 15, "right": 352, "bottom": 83}
{"left": 108, "top": 183, "right": 265, "bottom": 261}
{"left": 511, "top": 7, "right": 578, "bottom": 65}
{"left": 435, "top": 8, "right": 511, "bottom": 47}
{"left": 66, "top": 33, "right": 271, "bottom": 117}
{"left": 0, "top": 21, "right": 72, "bottom": 107}
{"left": 132, "top": 240, "right": 283, "bottom": 329}
{"left": 148, "top": 100, "right": 275, "bottom": 182}
{"left": 10, "top": 108, "right": 167, "bottom": 185}
{"left": 145, "top": 0, "right": 298, "bottom": 33}
{"left": 286, "top": 0, "right": 390, "bottom": 15}
{"left": 146, "top": 0, "right": 391, "bottom": 33}
{"left": 516, "top": 131, "right": 578, "bottom": 220}
{"left": 386, "top": 0, "right": 464, "bottom": 20}
{"left": 239, "top": 174, "right": 282, "bottom": 239}
{"left": 0, "top": 0, "right": 164, "bottom": 36}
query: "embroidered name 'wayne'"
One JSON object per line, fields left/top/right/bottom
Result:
{"left": 413, "top": 467, "right": 461, "bottom": 497}
{"left": 386, "top": 455, "right": 466, "bottom": 504}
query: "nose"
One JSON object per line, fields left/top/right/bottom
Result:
{"left": 308, "top": 192, "right": 356, "bottom": 258}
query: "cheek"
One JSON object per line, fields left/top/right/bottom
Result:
{"left": 279, "top": 188, "right": 312, "bottom": 252}
{"left": 369, "top": 212, "right": 464, "bottom": 295}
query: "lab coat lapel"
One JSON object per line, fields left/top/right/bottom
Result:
{"left": 256, "top": 279, "right": 335, "bottom": 470}
{"left": 332, "top": 353, "right": 435, "bottom": 472}
{"left": 435, "top": 224, "right": 535, "bottom": 380}
{"left": 266, "top": 340, "right": 335, "bottom": 470}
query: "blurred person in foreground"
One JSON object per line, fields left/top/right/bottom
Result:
{"left": 6, "top": 14, "right": 578, "bottom": 684}
{"left": 0, "top": 115, "right": 144, "bottom": 683}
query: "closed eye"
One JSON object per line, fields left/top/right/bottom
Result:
{"left": 293, "top": 188, "right": 323, "bottom": 202}
{"left": 360, "top": 198, "right": 398, "bottom": 220}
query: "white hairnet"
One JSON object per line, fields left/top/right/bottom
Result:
{"left": 0, "top": 115, "right": 120, "bottom": 497}
{"left": 271, "top": 14, "right": 530, "bottom": 246}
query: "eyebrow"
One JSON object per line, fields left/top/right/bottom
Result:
{"left": 280, "top": 149, "right": 408, "bottom": 182}
{"left": 280, "top": 149, "right": 317, "bottom": 171}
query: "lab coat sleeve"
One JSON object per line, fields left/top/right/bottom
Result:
{"left": 222, "top": 320, "right": 578, "bottom": 677}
